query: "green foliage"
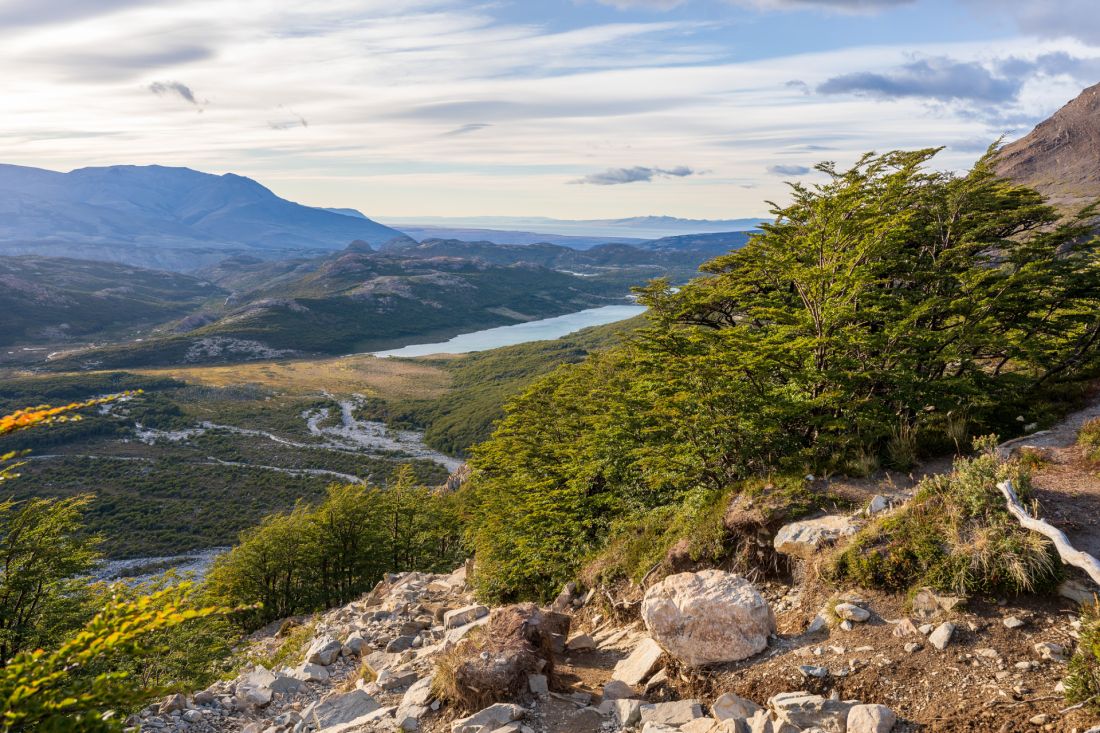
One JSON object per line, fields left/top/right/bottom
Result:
{"left": 464, "top": 146, "right": 1100, "bottom": 602}
{"left": 0, "top": 495, "right": 102, "bottom": 662}
{"left": 370, "top": 316, "right": 642, "bottom": 457}
{"left": 1078, "top": 417, "right": 1100, "bottom": 462}
{"left": 207, "top": 470, "right": 464, "bottom": 629}
{"left": 1066, "top": 602, "right": 1100, "bottom": 711}
{"left": 0, "top": 584, "right": 225, "bottom": 733}
{"left": 831, "top": 447, "right": 1060, "bottom": 594}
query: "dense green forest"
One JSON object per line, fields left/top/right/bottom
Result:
{"left": 461, "top": 148, "right": 1100, "bottom": 602}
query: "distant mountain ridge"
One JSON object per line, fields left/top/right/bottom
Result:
{"left": 995, "top": 82, "right": 1100, "bottom": 213}
{"left": 0, "top": 164, "right": 412, "bottom": 271}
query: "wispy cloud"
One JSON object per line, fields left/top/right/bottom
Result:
{"left": 149, "top": 80, "right": 200, "bottom": 105}
{"left": 442, "top": 123, "right": 491, "bottom": 136}
{"left": 572, "top": 166, "right": 698, "bottom": 185}
{"left": 594, "top": 0, "right": 913, "bottom": 12}
{"left": 767, "top": 164, "right": 810, "bottom": 175}
{"left": 818, "top": 57, "right": 1022, "bottom": 103}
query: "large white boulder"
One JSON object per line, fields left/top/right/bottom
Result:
{"left": 641, "top": 570, "right": 774, "bottom": 667}
{"left": 772, "top": 516, "right": 858, "bottom": 560}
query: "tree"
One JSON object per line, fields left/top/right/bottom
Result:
{"left": 464, "top": 146, "right": 1100, "bottom": 602}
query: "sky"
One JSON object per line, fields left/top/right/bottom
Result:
{"left": 2, "top": 0, "right": 1100, "bottom": 220}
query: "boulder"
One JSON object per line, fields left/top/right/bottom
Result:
{"left": 602, "top": 679, "right": 636, "bottom": 700}
{"left": 306, "top": 636, "right": 343, "bottom": 666}
{"left": 834, "top": 602, "right": 870, "bottom": 623}
{"left": 158, "top": 694, "right": 186, "bottom": 714}
{"left": 527, "top": 674, "right": 549, "bottom": 695}
{"left": 614, "top": 699, "right": 643, "bottom": 726}
{"left": 451, "top": 703, "right": 524, "bottom": 733}
{"left": 386, "top": 635, "right": 417, "bottom": 653}
{"left": 307, "top": 690, "right": 380, "bottom": 729}
{"left": 713, "top": 692, "right": 762, "bottom": 720}
{"left": 772, "top": 515, "right": 858, "bottom": 560}
{"left": 847, "top": 704, "right": 897, "bottom": 733}
{"left": 438, "top": 603, "right": 569, "bottom": 711}
{"left": 344, "top": 631, "right": 370, "bottom": 655}
{"left": 640, "top": 700, "right": 705, "bottom": 727}
{"left": 768, "top": 692, "right": 855, "bottom": 733}
{"left": 566, "top": 633, "right": 596, "bottom": 651}
{"left": 748, "top": 709, "right": 799, "bottom": 733}
{"left": 443, "top": 604, "right": 489, "bottom": 629}
{"left": 642, "top": 570, "right": 773, "bottom": 667}
{"left": 612, "top": 637, "right": 665, "bottom": 686}
{"left": 294, "top": 662, "right": 330, "bottom": 682}
{"left": 928, "top": 622, "right": 955, "bottom": 651}
{"left": 396, "top": 674, "right": 434, "bottom": 730}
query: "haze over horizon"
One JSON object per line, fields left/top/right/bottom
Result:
{"left": 3, "top": 0, "right": 1100, "bottom": 220}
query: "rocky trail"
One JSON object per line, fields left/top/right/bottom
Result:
{"left": 133, "top": 401, "right": 1100, "bottom": 733}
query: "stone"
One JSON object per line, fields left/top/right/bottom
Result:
{"left": 1003, "top": 616, "right": 1025, "bottom": 629}
{"left": 308, "top": 690, "right": 381, "bottom": 729}
{"left": 566, "top": 633, "right": 596, "bottom": 651}
{"left": 444, "top": 604, "right": 489, "bottom": 629}
{"left": 612, "top": 637, "right": 665, "bottom": 686}
{"left": 928, "top": 622, "right": 955, "bottom": 651}
{"left": 772, "top": 515, "right": 858, "bottom": 560}
{"left": 193, "top": 690, "right": 216, "bottom": 706}
{"left": 306, "top": 637, "right": 343, "bottom": 666}
{"left": 903, "top": 642, "right": 921, "bottom": 654}
{"left": 911, "top": 588, "right": 963, "bottom": 617}
{"left": 158, "top": 694, "right": 186, "bottom": 714}
{"left": 451, "top": 703, "right": 525, "bottom": 733}
{"left": 345, "top": 631, "right": 371, "bottom": 655}
{"left": 642, "top": 724, "right": 680, "bottom": 733}
{"left": 295, "top": 662, "right": 330, "bottom": 682}
{"left": 682, "top": 719, "right": 720, "bottom": 733}
{"left": 396, "top": 674, "right": 434, "bottom": 731}
{"left": 1034, "top": 642, "right": 1066, "bottom": 661}
{"left": 269, "top": 673, "right": 303, "bottom": 694}
{"left": 1059, "top": 579, "right": 1099, "bottom": 605}
{"left": 866, "top": 495, "right": 889, "bottom": 515}
{"left": 614, "top": 699, "right": 643, "bottom": 726}
{"left": 642, "top": 570, "right": 773, "bottom": 667}
{"left": 834, "top": 602, "right": 870, "bottom": 622}
{"left": 748, "top": 709, "right": 799, "bottom": 733}
{"left": 799, "top": 665, "right": 829, "bottom": 678}
{"left": 768, "top": 692, "right": 855, "bottom": 733}
{"left": 181, "top": 710, "right": 203, "bottom": 723}
{"left": 713, "top": 692, "right": 762, "bottom": 720}
{"left": 387, "top": 635, "right": 417, "bottom": 653}
{"left": 639, "top": 700, "right": 705, "bottom": 727}
{"left": 891, "top": 618, "right": 919, "bottom": 637}
{"left": 602, "top": 680, "right": 635, "bottom": 700}
{"left": 377, "top": 666, "right": 419, "bottom": 691}
{"left": 551, "top": 582, "right": 578, "bottom": 613}
{"left": 527, "top": 674, "right": 549, "bottom": 695}
{"left": 847, "top": 704, "right": 896, "bottom": 733}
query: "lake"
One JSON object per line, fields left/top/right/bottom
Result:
{"left": 373, "top": 304, "right": 646, "bottom": 358}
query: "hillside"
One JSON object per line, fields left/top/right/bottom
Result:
{"left": 0, "top": 164, "right": 412, "bottom": 271}
{"left": 42, "top": 246, "right": 633, "bottom": 369}
{"left": 0, "top": 256, "right": 223, "bottom": 347}
{"left": 995, "top": 82, "right": 1100, "bottom": 213}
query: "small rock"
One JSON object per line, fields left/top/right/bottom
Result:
{"left": 928, "top": 622, "right": 955, "bottom": 651}
{"left": 1034, "top": 642, "right": 1066, "bottom": 662}
{"left": 602, "top": 680, "right": 635, "bottom": 700}
{"left": 566, "top": 634, "right": 596, "bottom": 652}
{"left": 639, "top": 700, "right": 705, "bottom": 727}
{"left": 614, "top": 699, "right": 643, "bottom": 727}
{"left": 306, "top": 637, "right": 343, "bottom": 666}
{"left": 834, "top": 603, "right": 870, "bottom": 623}
{"left": 451, "top": 703, "right": 524, "bottom": 733}
{"left": 847, "top": 704, "right": 896, "bottom": 733}
{"left": 904, "top": 642, "right": 921, "bottom": 654}
{"left": 1030, "top": 714, "right": 1051, "bottom": 725}
{"left": 527, "top": 674, "right": 549, "bottom": 696}
{"left": 712, "top": 692, "right": 762, "bottom": 720}
{"left": 799, "top": 665, "right": 830, "bottom": 678}
{"left": 612, "top": 637, "right": 665, "bottom": 686}
{"left": 1003, "top": 616, "right": 1025, "bottom": 629}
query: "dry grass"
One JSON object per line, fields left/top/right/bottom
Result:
{"left": 125, "top": 354, "right": 452, "bottom": 399}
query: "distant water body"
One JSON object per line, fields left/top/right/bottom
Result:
{"left": 373, "top": 304, "right": 646, "bottom": 358}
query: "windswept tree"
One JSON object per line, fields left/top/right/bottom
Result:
{"left": 465, "top": 146, "right": 1100, "bottom": 602}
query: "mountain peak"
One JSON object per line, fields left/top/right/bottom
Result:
{"left": 995, "top": 82, "right": 1100, "bottom": 212}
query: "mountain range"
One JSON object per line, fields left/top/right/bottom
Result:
{"left": 0, "top": 164, "right": 412, "bottom": 271}
{"left": 995, "top": 81, "right": 1100, "bottom": 214}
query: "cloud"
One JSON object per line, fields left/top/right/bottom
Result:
{"left": 594, "top": 0, "right": 912, "bottom": 12}
{"left": 964, "top": 0, "right": 1100, "bottom": 46}
{"left": 572, "top": 166, "right": 698, "bottom": 185}
{"left": 269, "top": 108, "right": 308, "bottom": 130}
{"left": 818, "top": 57, "right": 1022, "bottom": 103}
{"left": 149, "top": 80, "right": 200, "bottom": 105}
{"left": 0, "top": 0, "right": 162, "bottom": 28}
{"left": 442, "top": 123, "right": 491, "bottom": 137}
{"left": 767, "top": 164, "right": 810, "bottom": 175}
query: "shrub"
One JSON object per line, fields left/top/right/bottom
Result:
{"left": 1066, "top": 602, "right": 1100, "bottom": 712}
{"left": 830, "top": 446, "right": 1061, "bottom": 595}
{"left": 1078, "top": 418, "right": 1100, "bottom": 462}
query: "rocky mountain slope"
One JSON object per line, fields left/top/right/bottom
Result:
{"left": 0, "top": 256, "right": 223, "bottom": 347}
{"left": 995, "top": 82, "right": 1100, "bottom": 213}
{"left": 0, "top": 164, "right": 412, "bottom": 271}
